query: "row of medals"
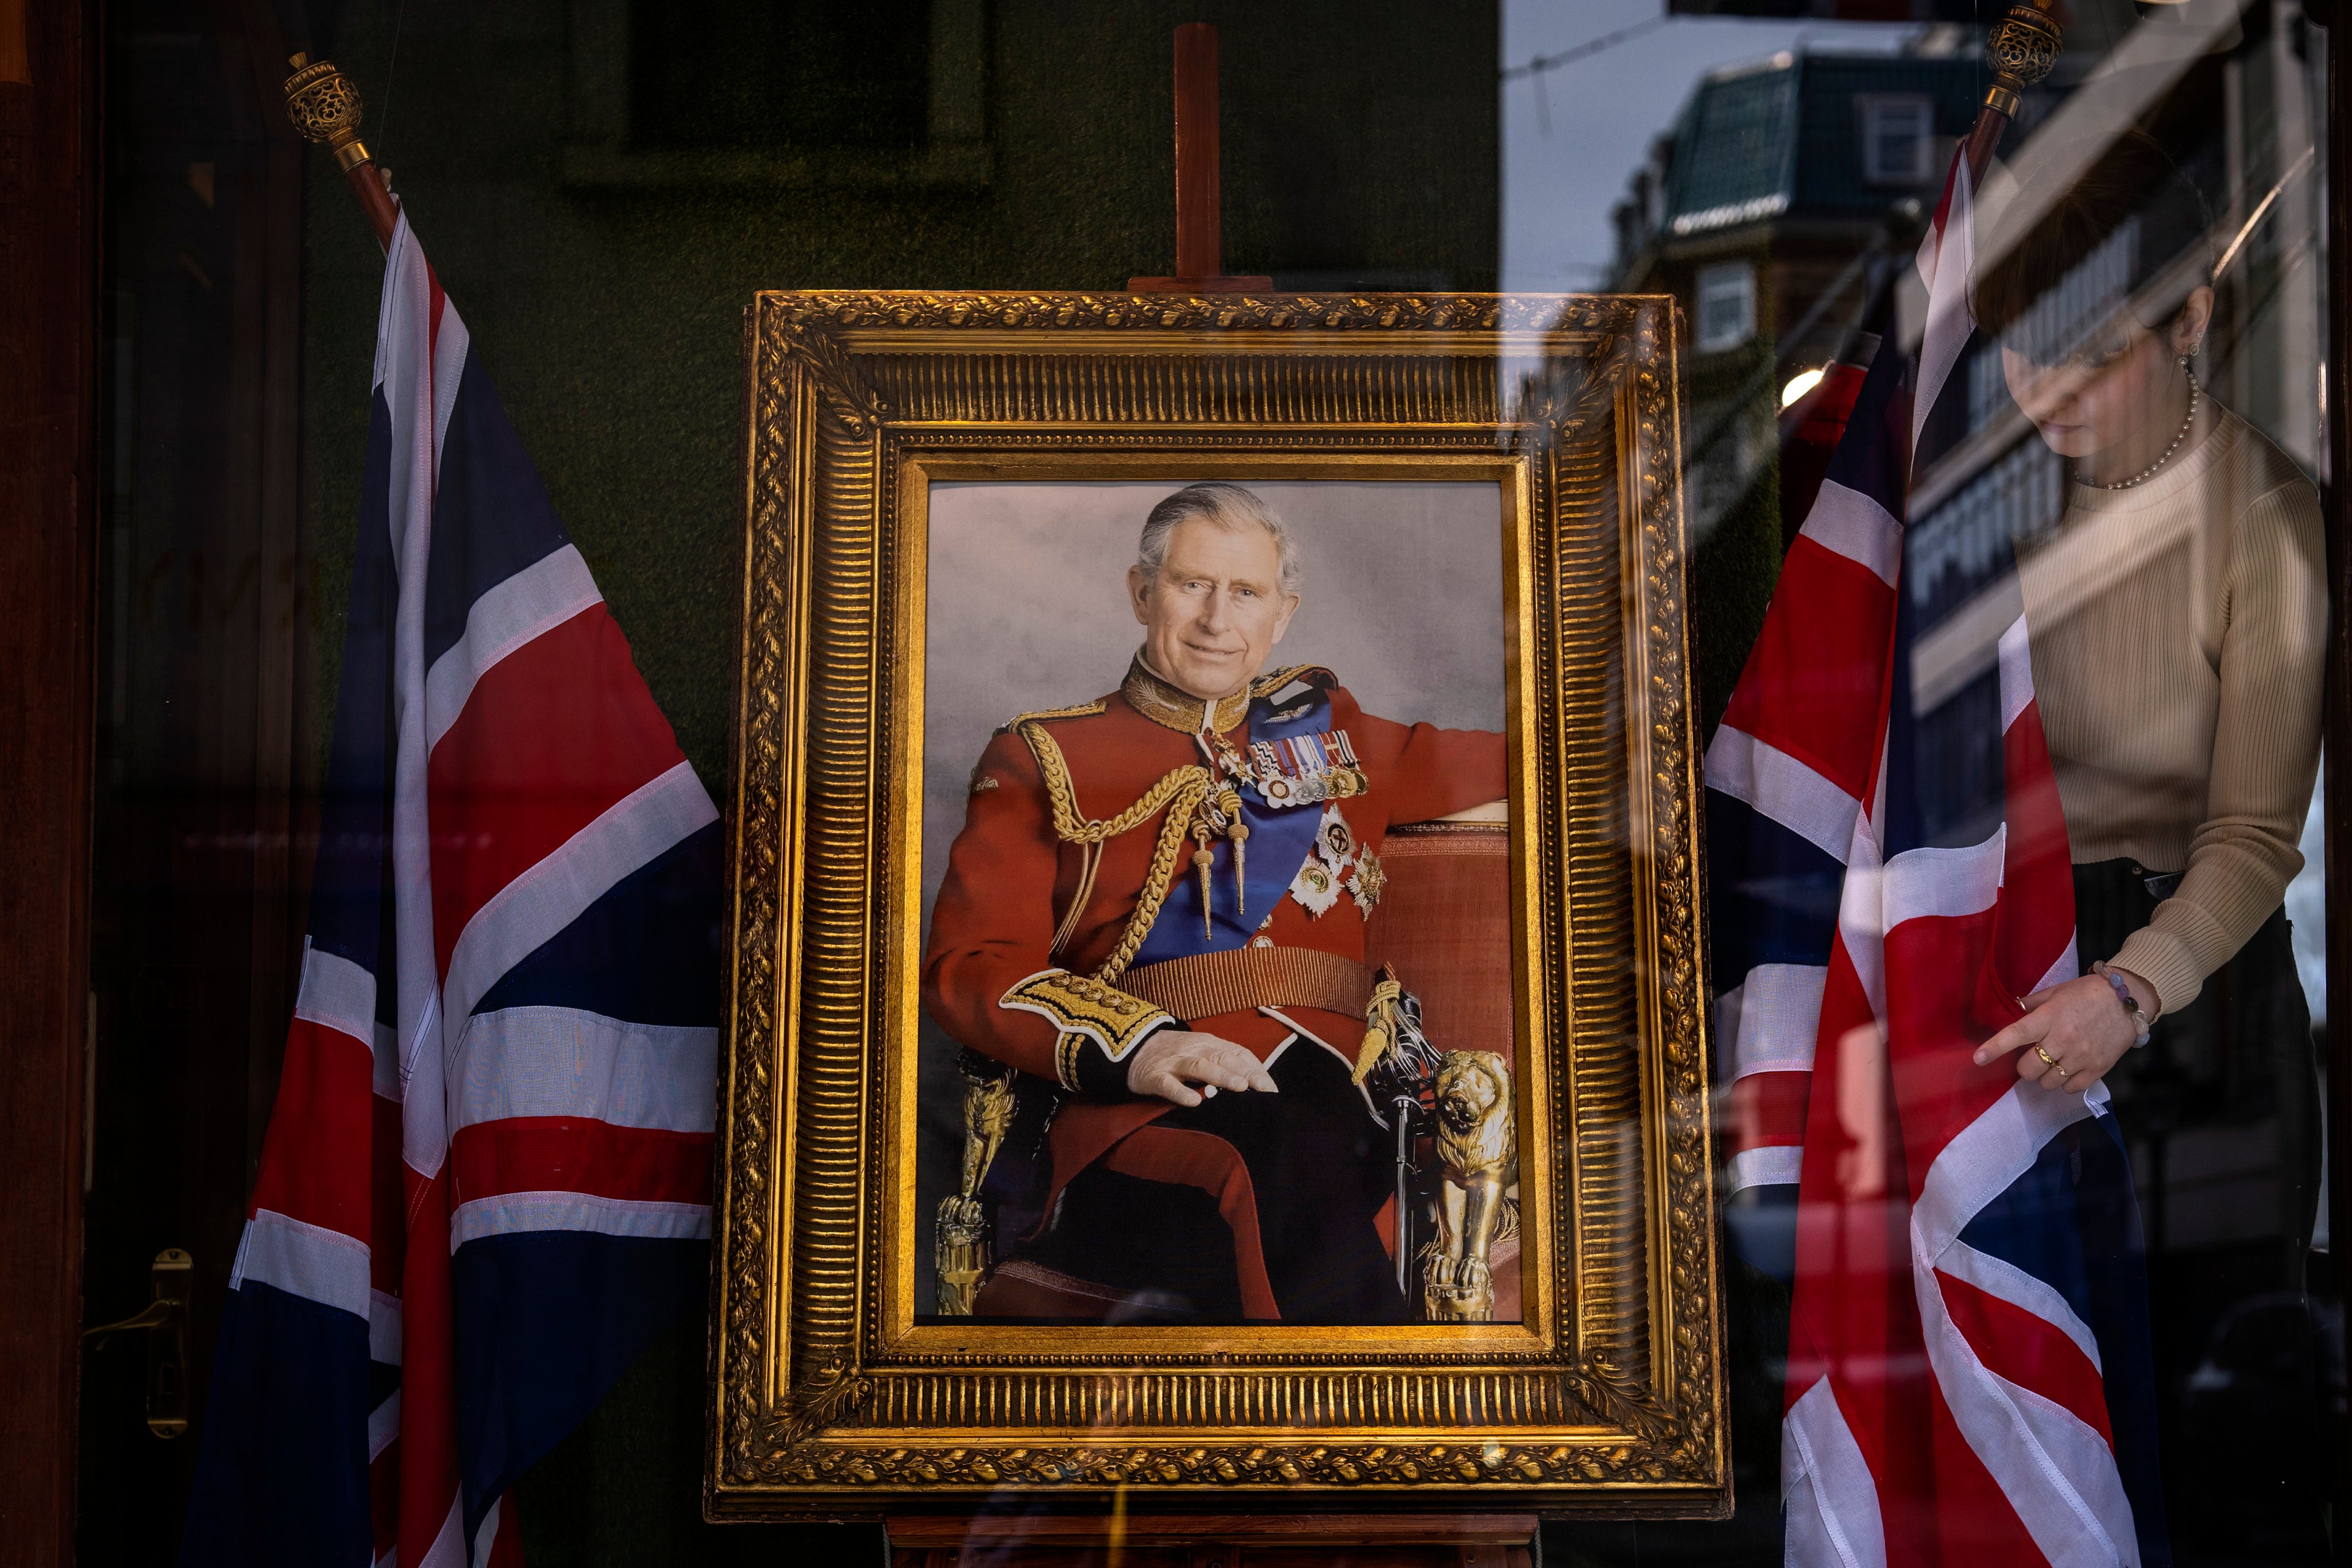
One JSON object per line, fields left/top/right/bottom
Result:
{"left": 1187, "top": 727, "right": 1371, "bottom": 932}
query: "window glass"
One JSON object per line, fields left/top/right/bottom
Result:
{"left": 1860, "top": 92, "right": 1935, "bottom": 183}
{"left": 1697, "top": 258, "right": 1758, "bottom": 350}
{"left": 1515, "top": 3, "right": 2333, "bottom": 1564}
{"left": 79, "top": 1, "right": 2341, "bottom": 1565}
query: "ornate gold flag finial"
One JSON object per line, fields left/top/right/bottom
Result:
{"left": 1983, "top": 1, "right": 2063, "bottom": 119}
{"left": 283, "top": 53, "right": 371, "bottom": 172}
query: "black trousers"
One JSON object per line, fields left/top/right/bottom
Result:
{"left": 1018, "top": 1037, "right": 1410, "bottom": 1324}
{"left": 2072, "top": 858, "right": 2320, "bottom": 1269}
{"left": 2073, "top": 859, "right": 2332, "bottom": 1550}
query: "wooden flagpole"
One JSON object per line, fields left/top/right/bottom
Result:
{"left": 1961, "top": 1, "right": 2063, "bottom": 184}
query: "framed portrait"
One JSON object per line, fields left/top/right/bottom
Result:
{"left": 709, "top": 290, "right": 1725, "bottom": 1516}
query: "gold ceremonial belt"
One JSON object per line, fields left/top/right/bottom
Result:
{"left": 1121, "top": 947, "right": 1376, "bottom": 1022}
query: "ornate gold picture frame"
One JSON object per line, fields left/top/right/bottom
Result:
{"left": 710, "top": 290, "right": 1725, "bottom": 1516}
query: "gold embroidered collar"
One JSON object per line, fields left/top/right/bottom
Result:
{"left": 1122, "top": 654, "right": 1253, "bottom": 735}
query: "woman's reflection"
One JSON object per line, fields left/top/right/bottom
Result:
{"left": 1972, "top": 126, "right": 2326, "bottom": 1346}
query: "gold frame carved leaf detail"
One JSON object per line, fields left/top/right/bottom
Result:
{"left": 711, "top": 289, "right": 1724, "bottom": 1516}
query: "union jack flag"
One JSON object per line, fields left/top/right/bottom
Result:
{"left": 181, "top": 214, "right": 721, "bottom": 1566}
{"left": 1706, "top": 150, "right": 2172, "bottom": 1562}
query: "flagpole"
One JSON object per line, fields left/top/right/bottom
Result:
{"left": 280, "top": 54, "right": 400, "bottom": 250}
{"left": 1963, "top": 2, "right": 2064, "bottom": 184}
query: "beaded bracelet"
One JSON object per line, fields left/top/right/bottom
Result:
{"left": 2090, "top": 961, "right": 2152, "bottom": 1049}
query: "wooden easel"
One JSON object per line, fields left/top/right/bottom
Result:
{"left": 885, "top": 1511, "right": 1537, "bottom": 1567}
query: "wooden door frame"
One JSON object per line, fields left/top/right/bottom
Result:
{"left": 0, "top": 0, "right": 98, "bottom": 1562}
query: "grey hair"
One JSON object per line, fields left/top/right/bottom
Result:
{"left": 1136, "top": 482, "right": 1302, "bottom": 596}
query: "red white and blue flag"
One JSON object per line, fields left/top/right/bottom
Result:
{"left": 1705, "top": 150, "right": 2172, "bottom": 1563}
{"left": 181, "top": 214, "right": 721, "bottom": 1566}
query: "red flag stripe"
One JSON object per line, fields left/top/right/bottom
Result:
{"left": 1718, "top": 536, "right": 1900, "bottom": 802}
{"left": 449, "top": 1116, "right": 712, "bottom": 1207}
{"left": 426, "top": 604, "right": 688, "bottom": 978}
{"left": 247, "top": 1019, "right": 377, "bottom": 1239}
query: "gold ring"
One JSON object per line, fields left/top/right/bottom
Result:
{"left": 2033, "top": 1045, "right": 2062, "bottom": 1070}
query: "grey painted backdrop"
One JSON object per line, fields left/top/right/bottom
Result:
{"left": 920, "top": 478, "right": 1509, "bottom": 921}
{"left": 912, "top": 477, "right": 1508, "bottom": 1311}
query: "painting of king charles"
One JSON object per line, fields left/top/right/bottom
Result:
{"left": 922, "top": 482, "right": 1512, "bottom": 1326}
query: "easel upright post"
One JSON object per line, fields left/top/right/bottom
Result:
{"left": 1131, "top": 23, "right": 1272, "bottom": 293}
{"left": 1172, "top": 22, "right": 1222, "bottom": 282}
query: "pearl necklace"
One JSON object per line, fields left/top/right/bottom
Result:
{"left": 2084, "top": 364, "right": 2200, "bottom": 491}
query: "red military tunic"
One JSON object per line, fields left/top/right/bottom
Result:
{"left": 922, "top": 657, "right": 1505, "bottom": 1319}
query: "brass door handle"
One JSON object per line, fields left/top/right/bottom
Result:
{"left": 84, "top": 1248, "right": 193, "bottom": 1438}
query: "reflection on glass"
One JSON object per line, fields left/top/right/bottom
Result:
{"left": 1537, "top": 3, "right": 2335, "bottom": 1561}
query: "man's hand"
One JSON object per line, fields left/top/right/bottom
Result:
{"left": 1126, "top": 1029, "right": 1279, "bottom": 1107}
{"left": 1973, "top": 968, "right": 2156, "bottom": 1096}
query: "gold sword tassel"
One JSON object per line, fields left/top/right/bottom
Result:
{"left": 1216, "top": 786, "right": 1248, "bottom": 917}
{"left": 1191, "top": 821, "right": 1216, "bottom": 941}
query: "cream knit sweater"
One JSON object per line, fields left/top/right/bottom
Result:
{"left": 2017, "top": 403, "right": 2327, "bottom": 1016}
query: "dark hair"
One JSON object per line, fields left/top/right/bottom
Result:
{"left": 1972, "top": 130, "right": 2216, "bottom": 364}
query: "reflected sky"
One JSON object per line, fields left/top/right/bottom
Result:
{"left": 1501, "top": 1, "right": 1914, "bottom": 291}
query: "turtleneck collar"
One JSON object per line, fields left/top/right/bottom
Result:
{"left": 1122, "top": 651, "right": 1254, "bottom": 735}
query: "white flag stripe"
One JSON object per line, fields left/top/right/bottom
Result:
{"left": 430, "top": 310, "right": 470, "bottom": 484}
{"left": 470, "top": 1496, "right": 503, "bottom": 1568}
{"left": 1723, "top": 1144, "right": 1804, "bottom": 1196}
{"left": 1880, "top": 825, "right": 2007, "bottom": 930}
{"left": 293, "top": 941, "right": 379, "bottom": 1056}
{"left": 368, "top": 1389, "right": 401, "bottom": 1462}
{"left": 451, "top": 1007, "right": 717, "bottom": 1134}
{"left": 1715, "top": 963, "right": 1830, "bottom": 1082}
{"left": 1915, "top": 1220, "right": 2141, "bottom": 1568}
{"left": 1937, "top": 1238, "right": 2103, "bottom": 1373}
{"left": 1996, "top": 614, "right": 2038, "bottom": 734}
{"left": 416, "top": 1493, "right": 467, "bottom": 1568}
{"left": 1915, "top": 1080, "right": 2103, "bottom": 1263}
{"left": 1704, "top": 725, "right": 1860, "bottom": 866}
{"left": 370, "top": 1288, "right": 403, "bottom": 1366}
{"left": 230, "top": 1210, "right": 373, "bottom": 1321}
{"left": 449, "top": 1192, "right": 712, "bottom": 1252}
{"left": 1836, "top": 816, "right": 1888, "bottom": 1022}
{"left": 1783, "top": 1377, "right": 1890, "bottom": 1568}
{"left": 1797, "top": 478, "right": 1903, "bottom": 587}
{"left": 1914, "top": 160, "right": 1976, "bottom": 449}
{"left": 373, "top": 1020, "right": 400, "bottom": 1101}
{"left": 383, "top": 214, "right": 452, "bottom": 1183}
{"left": 441, "top": 759, "right": 720, "bottom": 1030}
{"left": 423, "top": 543, "right": 605, "bottom": 751}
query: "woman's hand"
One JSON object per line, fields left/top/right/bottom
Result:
{"left": 1973, "top": 969, "right": 2154, "bottom": 1095}
{"left": 1126, "top": 1029, "right": 1279, "bottom": 1107}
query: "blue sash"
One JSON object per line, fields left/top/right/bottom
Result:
{"left": 1131, "top": 681, "right": 1341, "bottom": 967}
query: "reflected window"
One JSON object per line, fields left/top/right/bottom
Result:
{"left": 1695, "top": 260, "right": 1756, "bottom": 353}
{"left": 1860, "top": 93, "right": 1934, "bottom": 185}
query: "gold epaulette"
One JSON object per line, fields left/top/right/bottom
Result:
{"left": 1000, "top": 968, "right": 1175, "bottom": 1088}
{"left": 1250, "top": 664, "right": 1334, "bottom": 698}
{"left": 998, "top": 697, "right": 1107, "bottom": 733}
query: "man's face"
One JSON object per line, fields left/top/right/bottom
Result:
{"left": 1127, "top": 515, "right": 1301, "bottom": 702}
